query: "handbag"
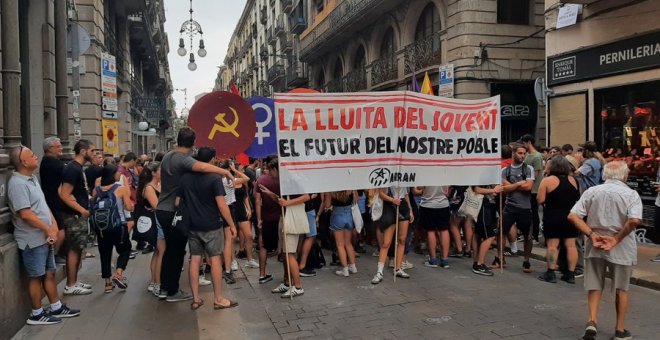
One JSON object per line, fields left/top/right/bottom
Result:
{"left": 371, "top": 193, "right": 383, "bottom": 221}
{"left": 283, "top": 203, "right": 310, "bottom": 235}
{"left": 457, "top": 187, "right": 484, "bottom": 221}
{"left": 352, "top": 204, "right": 364, "bottom": 233}
{"left": 135, "top": 207, "right": 157, "bottom": 246}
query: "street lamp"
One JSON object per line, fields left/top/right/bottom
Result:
{"left": 177, "top": 0, "right": 205, "bottom": 71}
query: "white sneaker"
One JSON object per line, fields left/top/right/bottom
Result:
{"left": 371, "top": 272, "right": 383, "bottom": 284}
{"left": 64, "top": 284, "right": 92, "bottom": 295}
{"left": 198, "top": 275, "right": 212, "bottom": 286}
{"left": 401, "top": 260, "right": 414, "bottom": 270}
{"left": 281, "top": 286, "right": 304, "bottom": 298}
{"left": 244, "top": 259, "right": 259, "bottom": 268}
{"left": 147, "top": 282, "right": 155, "bottom": 292}
{"left": 335, "top": 268, "right": 349, "bottom": 277}
{"left": 231, "top": 259, "right": 239, "bottom": 271}
{"left": 76, "top": 281, "right": 92, "bottom": 289}
{"left": 151, "top": 283, "right": 161, "bottom": 297}
{"left": 371, "top": 251, "right": 380, "bottom": 257}
{"left": 348, "top": 264, "right": 358, "bottom": 274}
{"left": 271, "top": 283, "right": 289, "bottom": 293}
{"left": 395, "top": 269, "right": 410, "bottom": 279}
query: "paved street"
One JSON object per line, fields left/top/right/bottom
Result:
{"left": 12, "top": 244, "right": 660, "bottom": 340}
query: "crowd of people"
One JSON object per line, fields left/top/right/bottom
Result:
{"left": 6, "top": 129, "right": 656, "bottom": 340}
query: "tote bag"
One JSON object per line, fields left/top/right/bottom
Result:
{"left": 284, "top": 203, "right": 310, "bottom": 235}
{"left": 371, "top": 193, "right": 383, "bottom": 221}
{"left": 352, "top": 204, "right": 364, "bottom": 233}
{"left": 457, "top": 187, "right": 484, "bottom": 221}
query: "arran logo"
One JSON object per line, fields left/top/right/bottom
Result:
{"left": 369, "top": 168, "right": 391, "bottom": 186}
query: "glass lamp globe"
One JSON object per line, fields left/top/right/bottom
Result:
{"left": 177, "top": 47, "right": 186, "bottom": 56}
{"left": 188, "top": 62, "right": 197, "bottom": 71}
{"left": 198, "top": 48, "right": 207, "bottom": 57}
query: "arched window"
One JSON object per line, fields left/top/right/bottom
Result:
{"left": 415, "top": 3, "right": 441, "bottom": 50}
{"left": 333, "top": 58, "right": 343, "bottom": 80}
{"left": 354, "top": 45, "right": 366, "bottom": 70}
{"left": 380, "top": 27, "right": 396, "bottom": 57}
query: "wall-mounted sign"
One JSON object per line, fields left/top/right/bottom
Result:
{"left": 548, "top": 30, "right": 660, "bottom": 86}
{"left": 438, "top": 64, "right": 454, "bottom": 98}
{"left": 556, "top": 4, "right": 581, "bottom": 29}
{"left": 491, "top": 83, "right": 537, "bottom": 121}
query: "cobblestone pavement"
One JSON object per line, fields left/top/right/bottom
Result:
{"left": 12, "top": 244, "right": 660, "bottom": 340}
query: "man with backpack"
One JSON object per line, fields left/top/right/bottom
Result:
{"left": 59, "top": 139, "right": 95, "bottom": 295}
{"left": 90, "top": 165, "right": 134, "bottom": 293}
{"left": 494, "top": 142, "right": 536, "bottom": 272}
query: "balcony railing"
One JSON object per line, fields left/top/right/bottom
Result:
{"left": 300, "top": 0, "right": 382, "bottom": 59}
{"left": 267, "top": 27, "right": 276, "bottom": 45}
{"left": 370, "top": 53, "right": 398, "bottom": 86}
{"left": 404, "top": 33, "right": 441, "bottom": 74}
{"left": 287, "top": 61, "right": 308, "bottom": 88}
{"left": 282, "top": 0, "right": 293, "bottom": 13}
{"left": 325, "top": 78, "right": 344, "bottom": 93}
{"left": 290, "top": 15, "right": 307, "bottom": 35}
{"left": 268, "top": 61, "right": 285, "bottom": 85}
{"left": 274, "top": 15, "right": 286, "bottom": 37}
{"left": 344, "top": 67, "right": 367, "bottom": 92}
{"left": 281, "top": 38, "right": 293, "bottom": 53}
{"left": 260, "top": 6, "right": 267, "bottom": 25}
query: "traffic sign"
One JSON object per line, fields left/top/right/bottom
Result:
{"left": 188, "top": 91, "right": 257, "bottom": 157}
{"left": 102, "top": 110, "right": 118, "bottom": 120}
{"left": 102, "top": 119, "right": 119, "bottom": 155}
{"left": 244, "top": 97, "right": 277, "bottom": 158}
{"left": 438, "top": 64, "right": 454, "bottom": 98}
{"left": 67, "top": 23, "right": 91, "bottom": 57}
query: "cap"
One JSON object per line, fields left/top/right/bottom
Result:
{"left": 578, "top": 141, "right": 598, "bottom": 152}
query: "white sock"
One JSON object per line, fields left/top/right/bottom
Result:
{"left": 377, "top": 262, "right": 384, "bottom": 275}
{"left": 510, "top": 240, "right": 518, "bottom": 253}
{"left": 50, "top": 300, "right": 62, "bottom": 311}
{"left": 32, "top": 307, "right": 44, "bottom": 316}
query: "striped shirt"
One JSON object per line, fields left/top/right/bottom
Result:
{"left": 222, "top": 177, "right": 236, "bottom": 205}
{"left": 570, "top": 180, "right": 642, "bottom": 266}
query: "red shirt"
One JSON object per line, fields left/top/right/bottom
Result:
{"left": 256, "top": 174, "right": 281, "bottom": 222}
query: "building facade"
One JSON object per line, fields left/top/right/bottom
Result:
{"left": 545, "top": 0, "right": 660, "bottom": 239}
{"left": 0, "top": 0, "right": 172, "bottom": 337}
{"left": 297, "top": 0, "right": 545, "bottom": 144}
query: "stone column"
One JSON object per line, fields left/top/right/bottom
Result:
{"left": 54, "top": 0, "right": 70, "bottom": 153}
{"left": 1, "top": 0, "right": 22, "bottom": 148}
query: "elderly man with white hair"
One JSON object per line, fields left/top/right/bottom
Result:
{"left": 568, "top": 160, "right": 642, "bottom": 340}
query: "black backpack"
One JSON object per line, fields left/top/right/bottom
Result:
{"left": 90, "top": 184, "right": 123, "bottom": 237}
{"left": 504, "top": 162, "right": 528, "bottom": 182}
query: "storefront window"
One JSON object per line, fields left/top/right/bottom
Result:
{"left": 595, "top": 80, "right": 660, "bottom": 198}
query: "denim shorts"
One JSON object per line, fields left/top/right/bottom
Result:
{"left": 330, "top": 205, "right": 354, "bottom": 231}
{"left": 21, "top": 244, "right": 56, "bottom": 278}
{"left": 306, "top": 210, "right": 318, "bottom": 237}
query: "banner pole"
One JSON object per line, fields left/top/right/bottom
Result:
{"left": 393, "top": 204, "right": 400, "bottom": 283}
{"left": 499, "top": 191, "right": 504, "bottom": 275}
{"left": 281, "top": 203, "right": 293, "bottom": 300}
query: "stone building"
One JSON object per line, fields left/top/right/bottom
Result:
{"left": 220, "top": 0, "right": 307, "bottom": 97}
{"left": 545, "top": 0, "right": 660, "bottom": 239}
{"left": 0, "top": 0, "right": 172, "bottom": 337}
{"left": 296, "top": 0, "right": 546, "bottom": 144}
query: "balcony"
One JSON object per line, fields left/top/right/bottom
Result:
{"left": 325, "top": 78, "right": 344, "bottom": 93}
{"left": 343, "top": 67, "right": 367, "bottom": 92}
{"left": 267, "top": 27, "right": 277, "bottom": 45}
{"left": 370, "top": 53, "right": 397, "bottom": 87}
{"left": 403, "top": 33, "right": 441, "bottom": 74}
{"left": 281, "top": 38, "right": 293, "bottom": 53}
{"left": 299, "top": 0, "right": 403, "bottom": 61}
{"left": 282, "top": 0, "right": 293, "bottom": 13}
{"left": 287, "top": 61, "right": 308, "bottom": 88}
{"left": 274, "top": 15, "right": 286, "bottom": 37}
{"left": 289, "top": 15, "right": 307, "bottom": 35}
{"left": 268, "top": 61, "right": 285, "bottom": 85}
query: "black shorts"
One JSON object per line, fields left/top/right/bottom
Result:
{"left": 474, "top": 220, "right": 497, "bottom": 240}
{"left": 233, "top": 201, "right": 249, "bottom": 223}
{"left": 542, "top": 209, "right": 579, "bottom": 239}
{"left": 419, "top": 207, "right": 450, "bottom": 231}
{"left": 502, "top": 208, "right": 532, "bottom": 237}
{"left": 260, "top": 220, "right": 279, "bottom": 252}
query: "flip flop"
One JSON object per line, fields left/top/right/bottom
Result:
{"left": 213, "top": 300, "right": 238, "bottom": 310}
{"left": 190, "top": 299, "right": 204, "bottom": 310}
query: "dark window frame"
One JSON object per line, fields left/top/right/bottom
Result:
{"left": 497, "top": 0, "right": 531, "bottom": 25}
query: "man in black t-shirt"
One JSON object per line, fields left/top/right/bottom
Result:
{"left": 40, "top": 137, "right": 65, "bottom": 255}
{"left": 59, "top": 139, "right": 95, "bottom": 295}
{"left": 84, "top": 150, "right": 103, "bottom": 193}
{"left": 178, "top": 147, "right": 237, "bottom": 309}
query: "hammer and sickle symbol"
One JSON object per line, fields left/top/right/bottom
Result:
{"left": 208, "top": 107, "right": 240, "bottom": 140}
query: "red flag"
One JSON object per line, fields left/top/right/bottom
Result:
{"left": 236, "top": 153, "right": 249, "bottom": 166}
{"left": 230, "top": 82, "right": 241, "bottom": 96}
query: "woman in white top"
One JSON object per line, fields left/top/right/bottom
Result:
{"left": 418, "top": 186, "right": 452, "bottom": 268}
{"left": 219, "top": 159, "right": 250, "bottom": 284}
{"left": 371, "top": 186, "right": 414, "bottom": 284}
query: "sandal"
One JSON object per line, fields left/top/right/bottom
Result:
{"left": 213, "top": 299, "right": 239, "bottom": 310}
{"left": 190, "top": 299, "right": 204, "bottom": 310}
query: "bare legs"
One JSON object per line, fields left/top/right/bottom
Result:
{"left": 150, "top": 239, "right": 166, "bottom": 284}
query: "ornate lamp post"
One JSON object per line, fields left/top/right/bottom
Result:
{"left": 177, "top": 0, "right": 206, "bottom": 71}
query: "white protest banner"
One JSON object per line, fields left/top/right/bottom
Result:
{"left": 275, "top": 91, "right": 501, "bottom": 195}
